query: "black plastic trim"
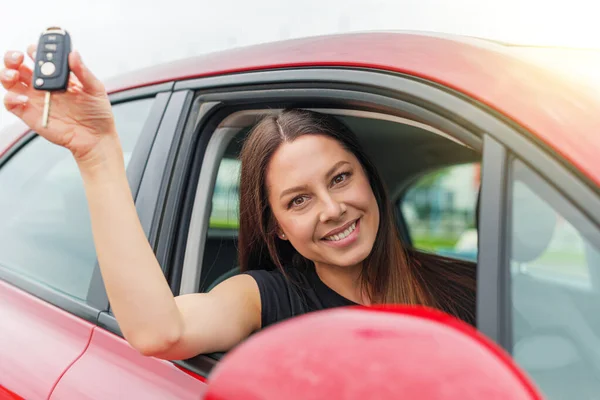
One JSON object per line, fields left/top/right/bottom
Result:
{"left": 189, "top": 86, "right": 482, "bottom": 147}
{"left": 134, "top": 90, "right": 194, "bottom": 244}
{"left": 0, "top": 265, "right": 101, "bottom": 324}
{"left": 173, "top": 356, "right": 219, "bottom": 380}
{"left": 108, "top": 81, "right": 174, "bottom": 103}
{"left": 125, "top": 92, "right": 173, "bottom": 201}
{"left": 177, "top": 68, "right": 494, "bottom": 138}
{"left": 477, "top": 135, "right": 511, "bottom": 349}
{"left": 156, "top": 100, "right": 222, "bottom": 294}
{"left": 0, "top": 131, "right": 37, "bottom": 168}
{"left": 97, "top": 310, "right": 123, "bottom": 337}
{"left": 182, "top": 85, "right": 482, "bottom": 150}
{"left": 147, "top": 91, "right": 197, "bottom": 266}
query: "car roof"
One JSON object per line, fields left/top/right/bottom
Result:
{"left": 103, "top": 31, "right": 600, "bottom": 188}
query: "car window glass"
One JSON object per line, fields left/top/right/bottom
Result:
{"left": 401, "top": 163, "right": 480, "bottom": 261}
{"left": 209, "top": 158, "right": 241, "bottom": 230}
{"left": 199, "top": 156, "right": 242, "bottom": 292}
{"left": 0, "top": 98, "right": 154, "bottom": 301}
{"left": 509, "top": 159, "right": 600, "bottom": 398}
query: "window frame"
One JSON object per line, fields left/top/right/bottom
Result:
{"left": 154, "top": 69, "right": 490, "bottom": 377}
{"left": 0, "top": 82, "right": 172, "bottom": 324}
{"left": 488, "top": 131, "right": 600, "bottom": 354}
{"left": 181, "top": 93, "right": 482, "bottom": 294}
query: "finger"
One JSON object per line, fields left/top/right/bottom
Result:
{"left": 69, "top": 51, "right": 104, "bottom": 94}
{"left": 4, "top": 91, "right": 31, "bottom": 115}
{"left": 67, "top": 80, "right": 84, "bottom": 94}
{"left": 1, "top": 69, "right": 32, "bottom": 93}
{"left": 27, "top": 44, "right": 37, "bottom": 61}
{"left": 0, "top": 68, "right": 20, "bottom": 90}
{"left": 18, "top": 62, "right": 33, "bottom": 86}
{"left": 3, "top": 49, "right": 33, "bottom": 87}
{"left": 2, "top": 69, "right": 37, "bottom": 98}
{"left": 4, "top": 91, "right": 43, "bottom": 131}
{"left": 4, "top": 51, "right": 24, "bottom": 69}
{"left": 68, "top": 70, "right": 83, "bottom": 89}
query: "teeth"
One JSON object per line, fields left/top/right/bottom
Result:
{"left": 325, "top": 221, "right": 357, "bottom": 241}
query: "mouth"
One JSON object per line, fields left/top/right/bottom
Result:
{"left": 321, "top": 218, "right": 360, "bottom": 247}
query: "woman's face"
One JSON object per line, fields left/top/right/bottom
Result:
{"left": 266, "top": 134, "right": 380, "bottom": 270}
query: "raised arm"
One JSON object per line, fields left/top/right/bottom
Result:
{"left": 1, "top": 46, "right": 261, "bottom": 360}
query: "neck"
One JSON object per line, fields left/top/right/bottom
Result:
{"left": 314, "top": 262, "right": 371, "bottom": 305}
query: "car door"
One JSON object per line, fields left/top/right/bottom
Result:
{"left": 46, "top": 88, "right": 208, "bottom": 399}
{"left": 0, "top": 92, "right": 159, "bottom": 399}
{"left": 0, "top": 84, "right": 206, "bottom": 399}
{"left": 478, "top": 134, "right": 600, "bottom": 399}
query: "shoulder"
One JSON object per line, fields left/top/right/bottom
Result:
{"left": 242, "top": 266, "right": 311, "bottom": 329}
{"left": 242, "top": 267, "right": 308, "bottom": 303}
{"left": 244, "top": 266, "right": 308, "bottom": 288}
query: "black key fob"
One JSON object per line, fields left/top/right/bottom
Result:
{"left": 32, "top": 27, "right": 71, "bottom": 92}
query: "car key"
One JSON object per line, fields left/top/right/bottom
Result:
{"left": 31, "top": 26, "right": 72, "bottom": 128}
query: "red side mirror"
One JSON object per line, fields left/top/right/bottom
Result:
{"left": 205, "top": 305, "right": 543, "bottom": 400}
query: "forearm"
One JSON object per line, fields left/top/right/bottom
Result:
{"left": 78, "top": 137, "right": 183, "bottom": 354}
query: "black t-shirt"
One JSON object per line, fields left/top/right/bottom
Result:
{"left": 244, "top": 264, "right": 357, "bottom": 329}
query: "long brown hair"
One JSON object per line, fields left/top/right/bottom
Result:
{"left": 238, "top": 109, "right": 476, "bottom": 324}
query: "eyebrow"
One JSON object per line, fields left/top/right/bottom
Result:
{"left": 279, "top": 161, "right": 350, "bottom": 200}
{"left": 326, "top": 161, "right": 350, "bottom": 180}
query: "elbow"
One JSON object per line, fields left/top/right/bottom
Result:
{"left": 126, "top": 327, "right": 183, "bottom": 358}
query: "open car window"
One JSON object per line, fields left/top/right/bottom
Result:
{"left": 195, "top": 110, "right": 480, "bottom": 294}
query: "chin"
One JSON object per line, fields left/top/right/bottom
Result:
{"left": 326, "top": 245, "right": 374, "bottom": 269}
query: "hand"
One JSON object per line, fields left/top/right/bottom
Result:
{"left": 1, "top": 45, "right": 119, "bottom": 165}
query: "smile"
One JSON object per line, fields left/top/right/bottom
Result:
{"left": 324, "top": 220, "right": 357, "bottom": 241}
{"left": 321, "top": 219, "right": 361, "bottom": 248}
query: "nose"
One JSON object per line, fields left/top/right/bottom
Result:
{"left": 319, "top": 193, "right": 346, "bottom": 223}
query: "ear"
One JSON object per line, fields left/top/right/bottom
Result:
{"left": 277, "top": 228, "right": 288, "bottom": 241}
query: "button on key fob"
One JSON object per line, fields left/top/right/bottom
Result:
{"left": 32, "top": 26, "right": 72, "bottom": 127}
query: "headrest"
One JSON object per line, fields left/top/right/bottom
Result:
{"left": 511, "top": 181, "right": 557, "bottom": 263}
{"left": 475, "top": 181, "right": 556, "bottom": 264}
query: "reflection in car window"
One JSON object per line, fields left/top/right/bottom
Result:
{"left": 509, "top": 159, "right": 600, "bottom": 399}
{"left": 0, "top": 98, "right": 154, "bottom": 301}
{"left": 401, "top": 163, "right": 480, "bottom": 261}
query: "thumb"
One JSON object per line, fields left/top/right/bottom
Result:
{"left": 69, "top": 51, "right": 105, "bottom": 94}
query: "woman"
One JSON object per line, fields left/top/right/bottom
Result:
{"left": 1, "top": 47, "right": 475, "bottom": 360}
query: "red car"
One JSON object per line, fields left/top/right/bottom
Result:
{"left": 1, "top": 32, "right": 599, "bottom": 399}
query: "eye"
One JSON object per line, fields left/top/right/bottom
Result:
{"left": 331, "top": 172, "right": 351, "bottom": 186}
{"left": 289, "top": 195, "right": 308, "bottom": 208}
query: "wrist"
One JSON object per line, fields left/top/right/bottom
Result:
{"left": 75, "top": 133, "right": 127, "bottom": 181}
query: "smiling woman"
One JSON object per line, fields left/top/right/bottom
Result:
{"left": 236, "top": 109, "right": 477, "bottom": 329}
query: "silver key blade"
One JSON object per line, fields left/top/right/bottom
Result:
{"left": 42, "top": 91, "right": 51, "bottom": 128}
